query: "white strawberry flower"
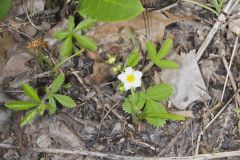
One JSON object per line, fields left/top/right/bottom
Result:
{"left": 118, "top": 67, "right": 142, "bottom": 91}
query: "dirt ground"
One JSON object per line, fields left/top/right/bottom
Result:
{"left": 1, "top": 0, "right": 240, "bottom": 159}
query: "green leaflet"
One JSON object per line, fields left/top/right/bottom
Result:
{"left": 74, "top": 34, "right": 97, "bottom": 50}
{"left": 123, "top": 91, "right": 146, "bottom": 114}
{"left": 54, "top": 31, "right": 70, "bottom": 40}
{"left": 5, "top": 101, "right": 38, "bottom": 111}
{"left": 126, "top": 49, "right": 140, "bottom": 67}
{"left": 20, "top": 109, "right": 38, "bottom": 127}
{"left": 146, "top": 84, "right": 173, "bottom": 101}
{"left": 78, "top": 0, "right": 144, "bottom": 22}
{"left": 146, "top": 40, "right": 179, "bottom": 69}
{"left": 50, "top": 73, "right": 65, "bottom": 94}
{"left": 157, "top": 39, "right": 173, "bottom": 59}
{"left": 154, "top": 60, "right": 179, "bottom": 69}
{"left": 67, "top": 16, "right": 75, "bottom": 32}
{"left": 146, "top": 41, "right": 157, "bottom": 60}
{"left": 53, "top": 94, "right": 76, "bottom": 108}
{"left": 21, "top": 84, "right": 41, "bottom": 103}
{"left": 144, "top": 99, "right": 167, "bottom": 127}
{"left": 60, "top": 36, "right": 73, "bottom": 59}
{"left": 74, "top": 18, "right": 97, "bottom": 32}
{"left": 48, "top": 97, "right": 57, "bottom": 115}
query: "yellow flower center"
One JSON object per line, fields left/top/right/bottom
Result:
{"left": 126, "top": 74, "right": 135, "bottom": 83}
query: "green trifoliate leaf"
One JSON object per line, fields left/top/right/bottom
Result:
{"left": 74, "top": 34, "right": 97, "bottom": 50}
{"left": 123, "top": 91, "right": 146, "bottom": 114}
{"left": 67, "top": 16, "right": 75, "bottom": 32}
{"left": 157, "top": 39, "right": 173, "bottom": 59}
{"left": 0, "top": 0, "right": 12, "bottom": 20}
{"left": 53, "top": 94, "right": 76, "bottom": 108}
{"left": 74, "top": 18, "right": 97, "bottom": 32}
{"left": 154, "top": 60, "right": 179, "bottom": 69}
{"left": 20, "top": 109, "right": 38, "bottom": 127}
{"left": 78, "top": 0, "right": 144, "bottom": 22}
{"left": 48, "top": 97, "right": 57, "bottom": 115}
{"left": 5, "top": 101, "right": 38, "bottom": 111}
{"left": 146, "top": 41, "right": 157, "bottom": 61}
{"left": 146, "top": 84, "right": 173, "bottom": 101}
{"left": 54, "top": 31, "right": 70, "bottom": 40}
{"left": 144, "top": 99, "right": 167, "bottom": 127}
{"left": 50, "top": 74, "right": 65, "bottom": 94}
{"left": 126, "top": 49, "right": 140, "bottom": 67}
{"left": 60, "top": 36, "right": 73, "bottom": 59}
{"left": 21, "top": 84, "right": 41, "bottom": 103}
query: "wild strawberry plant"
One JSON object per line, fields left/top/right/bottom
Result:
{"left": 117, "top": 39, "right": 185, "bottom": 127}
{"left": 5, "top": 74, "right": 76, "bottom": 127}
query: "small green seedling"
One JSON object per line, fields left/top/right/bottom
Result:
{"left": 117, "top": 46, "right": 184, "bottom": 127}
{"left": 146, "top": 39, "right": 179, "bottom": 69}
{"left": 181, "top": 0, "right": 224, "bottom": 15}
{"left": 54, "top": 16, "right": 97, "bottom": 59}
{"left": 5, "top": 74, "right": 76, "bottom": 127}
{"left": 123, "top": 84, "right": 185, "bottom": 127}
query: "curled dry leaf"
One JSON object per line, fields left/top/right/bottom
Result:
{"left": 85, "top": 62, "right": 111, "bottom": 85}
{"left": 86, "top": 51, "right": 102, "bottom": 62}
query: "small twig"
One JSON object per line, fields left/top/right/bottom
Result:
{"left": 205, "top": 88, "right": 240, "bottom": 130}
{"left": 221, "top": 36, "right": 239, "bottom": 102}
{"left": 103, "top": 101, "right": 121, "bottom": 120}
{"left": 155, "top": 2, "right": 178, "bottom": 12}
{"left": 196, "top": 0, "right": 240, "bottom": 61}
{"left": 30, "top": 147, "right": 240, "bottom": 160}
{"left": 0, "top": 22, "right": 33, "bottom": 40}
{"left": 23, "top": 0, "right": 45, "bottom": 33}
{"left": 158, "top": 120, "right": 192, "bottom": 156}
{"left": 195, "top": 130, "right": 204, "bottom": 155}
{"left": 0, "top": 143, "right": 18, "bottom": 149}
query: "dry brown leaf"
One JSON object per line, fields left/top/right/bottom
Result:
{"left": 87, "top": 12, "right": 189, "bottom": 51}
{"left": 85, "top": 62, "right": 111, "bottom": 85}
{"left": 1, "top": 53, "right": 33, "bottom": 79}
{"left": 86, "top": 51, "right": 102, "bottom": 62}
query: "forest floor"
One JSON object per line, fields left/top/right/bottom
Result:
{"left": 1, "top": 0, "right": 240, "bottom": 159}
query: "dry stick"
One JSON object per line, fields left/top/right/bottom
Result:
{"left": 221, "top": 36, "right": 239, "bottom": 103}
{"left": 205, "top": 88, "right": 240, "bottom": 130}
{"left": 0, "top": 143, "right": 18, "bottom": 149}
{"left": 23, "top": 0, "right": 45, "bottom": 33}
{"left": 196, "top": 0, "right": 239, "bottom": 61}
{"left": 0, "top": 22, "right": 33, "bottom": 40}
{"left": 29, "top": 147, "right": 240, "bottom": 160}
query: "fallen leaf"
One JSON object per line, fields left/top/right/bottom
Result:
{"left": 160, "top": 50, "right": 209, "bottom": 110}
{"left": 44, "top": 18, "right": 67, "bottom": 51}
{"left": 87, "top": 12, "right": 189, "bottom": 51}
{"left": 85, "top": 62, "right": 111, "bottom": 85}
{"left": 229, "top": 18, "right": 240, "bottom": 35}
{"left": 1, "top": 53, "right": 33, "bottom": 83}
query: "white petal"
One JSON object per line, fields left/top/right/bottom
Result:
{"left": 125, "top": 67, "right": 133, "bottom": 74}
{"left": 133, "top": 71, "right": 143, "bottom": 79}
{"left": 124, "top": 82, "right": 133, "bottom": 91}
{"left": 132, "top": 79, "right": 141, "bottom": 88}
{"left": 118, "top": 73, "right": 126, "bottom": 82}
